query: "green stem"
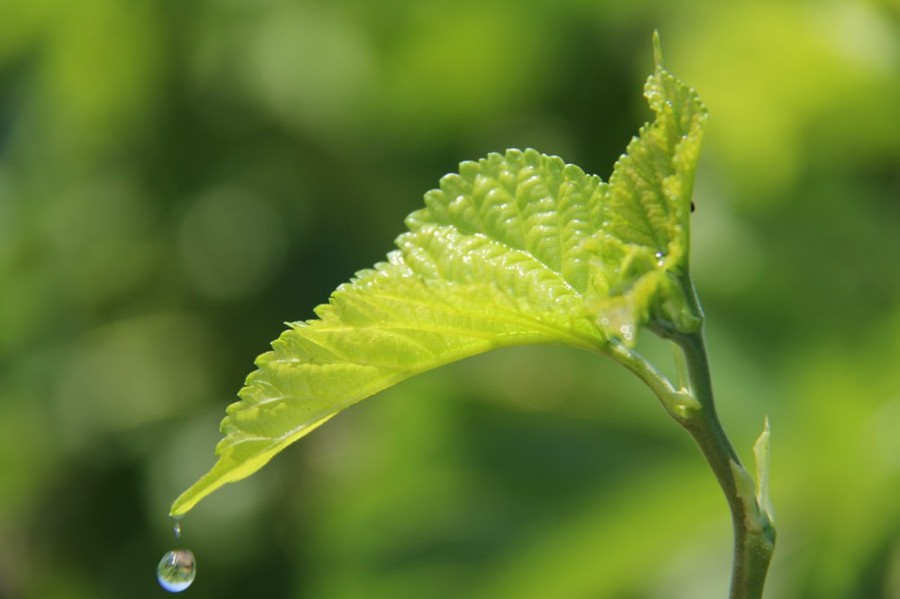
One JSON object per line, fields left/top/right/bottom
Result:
{"left": 647, "top": 272, "right": 775, "bottom": 598}
{"left": 605, "top": 269, "right": 775, "bottom": 595}
{"left": 673, "top": 330, "right": 775, "bottom": 599}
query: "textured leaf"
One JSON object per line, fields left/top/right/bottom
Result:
{"left": 171, "top": 39, "right": 707, "bottom": 516}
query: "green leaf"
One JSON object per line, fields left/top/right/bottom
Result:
{"left": 170, "top": 38, "right": 707, "bottom": 516}
{"left": 753, "top": 416, "right": 774, "bottom": 522}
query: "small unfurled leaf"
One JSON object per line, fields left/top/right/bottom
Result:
{"left": 171, "top": 37, "right": 707, "bottom": 516}
{"left": 754, "top": 417, "right": 774, "bottom": 522}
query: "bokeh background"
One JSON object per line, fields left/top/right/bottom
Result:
{"left": 1, "top": 0, "right": 899, "bottom": 597}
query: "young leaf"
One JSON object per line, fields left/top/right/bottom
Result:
{"left": 753, "top": 417, "right": 774, "bottom": 522}
{"left": 171, "top": 38, "right": 707, "bottom": 517}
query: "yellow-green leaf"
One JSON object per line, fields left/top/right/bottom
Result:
{"left": 171, "top": 38, "right": 707, "bottom": 516}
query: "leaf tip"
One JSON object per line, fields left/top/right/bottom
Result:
{"left": 652, "top": 30, "right": 664, "bottom": 71}
{"left": 169, "top": 492, "right": 196, "bottom": 519}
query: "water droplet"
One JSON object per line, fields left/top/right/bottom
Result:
{"left": 173, "top": 520, "right": 182, "bottom": 539}
{"left": 157, "top": 549, "right": 196, "bottom": 593}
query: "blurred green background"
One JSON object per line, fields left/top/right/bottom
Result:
{"left": 1, "top": 0, "right": 899, "bottom": 597}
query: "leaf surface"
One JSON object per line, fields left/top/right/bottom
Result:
{"left": 171, "top": 41, "right": 707, "bottom": 516}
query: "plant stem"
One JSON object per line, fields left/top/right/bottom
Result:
{"left": 609, "top": 268, "right": 775, "bottom": 595}
{"left": 649, "top": 269, "right": 774, "bottom": 597}
{"left": 673, "top": 329, "right": 775, "bottom": 599}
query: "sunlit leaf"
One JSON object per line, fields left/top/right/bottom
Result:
{"left": 171, "top": 37, "right": 707, "bottom": 516}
